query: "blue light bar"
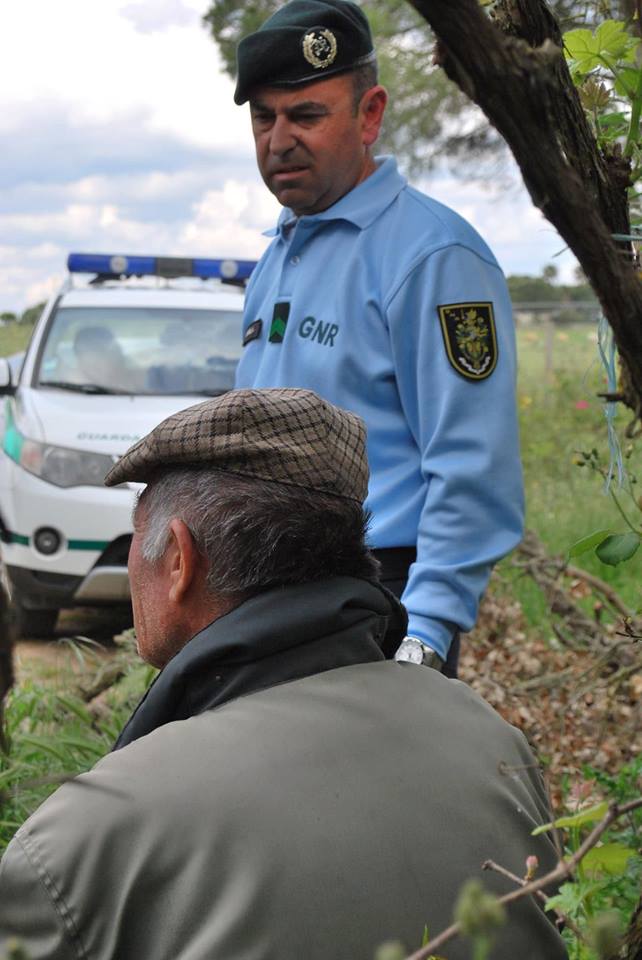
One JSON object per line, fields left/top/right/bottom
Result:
{"left": 67, "top": 253, "right": 257, "bottom": 281}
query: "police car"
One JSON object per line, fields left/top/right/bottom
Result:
{"left": 0, "top": 253, "right": 255, "bottom": 636}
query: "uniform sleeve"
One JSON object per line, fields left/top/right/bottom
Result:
{"left": 386, "top": 243, "right": 524, "bottom": 658}
{"left": 0, "top": 832, "right": 80, "bottom": 960}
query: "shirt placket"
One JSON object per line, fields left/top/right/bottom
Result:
{"left": 272, "top": 219, "right": 322, "bottom": 340}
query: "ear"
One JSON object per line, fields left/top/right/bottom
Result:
{"left": 165, "top": 518, "right": 200, "bottom": 605}
{"left": 360, "top": 85, "right": 387, "bottom": 147}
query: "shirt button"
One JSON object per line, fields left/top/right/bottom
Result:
{"left": 290, "top": 255, "right": 300, "bottom": 265}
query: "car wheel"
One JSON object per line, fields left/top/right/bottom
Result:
{"left": 13, "top": 603, "right": 59, "bottom": 639}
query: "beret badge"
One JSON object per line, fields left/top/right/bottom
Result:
{"left": 302, "top": 27, "right": 338, "bottom": 69}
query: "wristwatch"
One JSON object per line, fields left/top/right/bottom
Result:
{"left": 394, "top": 637, "right": 444, "bottom": 671}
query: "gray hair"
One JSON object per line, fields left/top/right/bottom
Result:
{"left": 135, "top": 467, "right": 379, "bottom": 601}
{"left": 351, "top": 60, "right": 379, "bottom": 114}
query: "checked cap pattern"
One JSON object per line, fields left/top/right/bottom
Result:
{"left": 104, "top": 388, "right": 368, "bottom": 502}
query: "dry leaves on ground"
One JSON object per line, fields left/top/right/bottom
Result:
{"left": 462, "top": 581, "right": 641, "bottom": 807}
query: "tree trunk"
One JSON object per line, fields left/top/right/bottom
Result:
{"left": 623, "top": 894, "right": 642, "bottom": 960}
{"left": 406, "top": 0, "right": 642, "bottom": 419}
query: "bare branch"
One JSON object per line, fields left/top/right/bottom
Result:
{"left": 482, "top": 859, "right": 586, "bottom": 942}
{"left": 405, "top": 797, "right": 642, "bottom": 959}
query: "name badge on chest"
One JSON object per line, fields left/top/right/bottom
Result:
{"left": 243, "top": 319, "right": 263, "bottom": 346}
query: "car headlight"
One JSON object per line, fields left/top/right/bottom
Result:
{"left": 4, "top": 419, "right": 114, "bottom": 488}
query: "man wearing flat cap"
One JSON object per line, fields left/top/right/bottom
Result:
{"left": 0, "top": 389, "right": 564, "bottom": 959}
{"left": 234, "top": 0, "right": 524, "bottom": 676}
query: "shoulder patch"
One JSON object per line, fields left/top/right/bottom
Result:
{"left": 243, "top": 319, "right": 262, "bottom": 346}
{"left": 437, "top": 302, "right": 498, "bottom": 381}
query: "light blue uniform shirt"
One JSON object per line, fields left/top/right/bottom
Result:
{"left": 235, "top": 157, "right": 524, "bottom": 659}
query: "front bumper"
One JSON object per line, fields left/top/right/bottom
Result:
{"left": 0, "top": 456, "right": 136, "bottom": 608}
{"left": 6, "top": 534, "right": 132, "bottom": 609}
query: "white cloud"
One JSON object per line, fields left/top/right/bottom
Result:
{"left": 0, "top": 1, "right": 248, "bottom": 150}
{"left": 0, "top": 0, "right": 580, "bottom": 313}
{"left": 0, "top": 176, "right": 277, "bottom": 313}
{"left": 417, "top": 168, "right": 579, "bottom": 281}
{"left": 121, "top": 0, "right": 197, "bottom": 33}
{"left": 25, "top": 275, "right": 64, "bottom": 310}
{"left": 180, "top": 182, "right": 278, "bottom": 255}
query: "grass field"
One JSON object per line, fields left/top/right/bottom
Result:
{"left": 509, "top": 319, "right": 642, "bottom": 623}
{"left": 0, "top": 322, "right": 34, "bottom": 357}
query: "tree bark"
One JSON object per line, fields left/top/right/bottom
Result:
{"left": 406, "top": 0, "right": 642, "bottom": 419}
{"left": 623, "top": 894, "right": 642, "bottom": 960}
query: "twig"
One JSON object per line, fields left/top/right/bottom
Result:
{"left": 0, "top": 773, "right": 77, "bottom": 808}
{"left": 512, "top": 667, "right": 574, "bottom": 693}
{"left": 565, "top": 648, "right": 642, "bottom": 711}
{"left": 597, "top": 391, "right": 626, "bottom": 403}
{"left": 79, "top": 662, "right": 127, "bottom": 702}
{"left": 540, "top": 766, "right": 563, "bottom": 861}
{"left": 601, "top": 660, "right": 642, "bottom": 690}
{"left": 405, "top": 797, "right": 642, "bottom": 959}
{"left": 565, "top": 563, "right": 638, "bottom": 621}
{"left": 482, "top": 859, "right": 587, "bottom": 943}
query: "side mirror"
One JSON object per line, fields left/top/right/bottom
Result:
{"left": 0, "top": 358, "right": 15, "bottom": 395}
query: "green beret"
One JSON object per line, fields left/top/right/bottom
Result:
{"left": 234, "top": 0, "right": 375, "bottom": 105}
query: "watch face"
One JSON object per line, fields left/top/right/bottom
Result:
{"left": 395, "top": 639, "right": 424, "bottom": 665}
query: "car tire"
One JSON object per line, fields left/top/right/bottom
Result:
{"left": 13, "top": 603, "right": 58, "bottom": 639}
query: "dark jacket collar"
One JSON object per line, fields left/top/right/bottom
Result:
{"left": 114, "top": 577, "right": 406, "bottom": 750}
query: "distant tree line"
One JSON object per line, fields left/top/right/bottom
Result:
{"left": 0, "top": 302, "right": 46, "bottom": 326}
{"left": 507, "top": 265, "right": 598, "bottom": 306}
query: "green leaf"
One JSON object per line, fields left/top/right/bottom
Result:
{"left": 564, "top": 20, "right": 638, "bottom": 75}
{"left": 614, "top": 66, "right": 641, "bottom": 99}
{"left": 532, "top": 801, "right": 609, "bottom": 835}
{"left": 569, "top": 529, "right": 612, "bottom": 558}
{"left": 582, "top": 843, "right": 638, "bottom": 876}
{"left": 564, "top": 28, "right": 600, "bottom": 68}
{"left": 17, "top": 735, "right": 69, "bottom": 763}
{"left": 545, "top": 881, "right": 589, "bottom": 916}
{"left": 598, "top": 111, "right": 630, "bottom": 131}
{"left": 594, "top": 20, "right": 632, "bottom": 59}
{"left": 55, "top": 736, "right": 106, "bottom": 760}
{"left": 595, "top": 532, "right": 641, "bottom": 565}
{"left": 54, "top": 694, "right": 92, "bottom": 726}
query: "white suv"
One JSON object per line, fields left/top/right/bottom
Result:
{"left": 0, "top": 253, "right": 254, "bottom": 636}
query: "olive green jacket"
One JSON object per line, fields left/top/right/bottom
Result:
{"left": 0, "top": 578, "right": 566, "bottom": 959}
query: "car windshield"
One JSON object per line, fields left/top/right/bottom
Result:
{"left": 36, "top": 305, "right": 242, "bottom": 396}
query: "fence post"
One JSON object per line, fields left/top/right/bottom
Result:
{"left": 543, "top": 312, "right": 554, "bottom": 380}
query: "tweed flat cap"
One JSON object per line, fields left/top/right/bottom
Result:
{"left": 104, "top": 388, "right": 368, "bottom": 502}
{"left": 234, "top": 0, "right": 375, "bottom": 105}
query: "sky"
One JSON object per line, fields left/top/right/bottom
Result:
{"left": 0, "top": 0, "right": 579, "bottom": 315}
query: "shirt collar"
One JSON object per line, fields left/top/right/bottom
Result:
{"left": 262, "top": 156, "right": 406, "bottom": 238}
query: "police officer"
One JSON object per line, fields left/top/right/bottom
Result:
{"left": 233, "top": 0, "right": 524, "bottom": 676}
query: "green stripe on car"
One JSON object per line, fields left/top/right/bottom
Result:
{"left": 67, "top": 539, "right": 110, "bottom": 551}
{"left": 4, "top": 532, "right": 109, "bottom": 551}
{"left": 7, "top": 532, "right": 29, "bottom": 546}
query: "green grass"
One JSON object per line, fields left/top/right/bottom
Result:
{"left": 0, "top": 323, "right": 34, "bottom": 357}
{"left": 0, "top": 635, "right": 155, "bottom": 853}
{"left": 507, "top": 320, "right": 642, "bottom": 623}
